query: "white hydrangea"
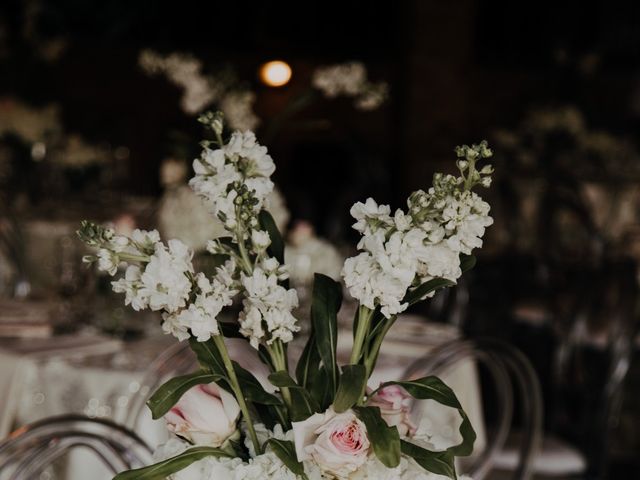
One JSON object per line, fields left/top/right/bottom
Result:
{"left": 154, "top": 436, "right": 473, "bottom": 480}
{"left": 158, "top": 185, "right": 228, "bottom": 251}
{"left": 239, "top": 266, "right": 300, "bottom": 348}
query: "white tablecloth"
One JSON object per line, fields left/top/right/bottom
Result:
{"left": 0, "top": 319, "right": 485, "bottom": 479}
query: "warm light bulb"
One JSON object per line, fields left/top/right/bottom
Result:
{"left": 259, "top": 60, "right": 292, "bottom": 87}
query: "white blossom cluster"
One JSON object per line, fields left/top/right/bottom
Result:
{"left": 239, "top": 260, "right": 300, "bottom": 348}
{"left": 342, "top": 142, "right": 494, "bottom": 318}
{"left": 155, "top": 437, "right": 472, "bottom": 480}
{"left": 139, "top": 50, "right": 220, "bottom": 114}
{"left": 138, "top": 50, "right": 260, "bottom": 129}
{"left": 80, "top": 222, "right": 237, "bottom": 342}
{"left": 189, "top": 129, "right": 275, "bottom": 231}
{"left": 312, "top": 62, "right": 388, "bottom": 111}
{"left": 220, "top": 91, "right": 261, "bottom": 131}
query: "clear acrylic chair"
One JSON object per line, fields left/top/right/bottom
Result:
{"left": 0, "top": 414, "right": 153, "bottom": 480}
{"left": 403, "top": 338, "right": 543, "bottom": 480}
{"left": 124, "top": 340, "right": 198, "bottom": 432}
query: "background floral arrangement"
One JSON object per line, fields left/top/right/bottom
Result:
{"left": 78, "top": 111, "right": 493, "bottom": 479}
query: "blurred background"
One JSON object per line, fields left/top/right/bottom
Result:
{"left": 0, "top": 1, "right": 639, "bottom": 478}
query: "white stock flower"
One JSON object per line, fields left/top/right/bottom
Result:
{"left": 111, "top": 265, "right": 148, "bottom": 311}
{"left": 350, "top": 198, "right": 392, "bottom": 235}
{"left": 251, "top": 230, "right": 271, "bottom": 251}
{"left": 239, "top": 266, "right": 300, "bottom": 348}
{"left": 97, "top": 249, "right": 118, "bottom": 275}
{"left": 140, "top": 240, "right": 193, "bottom": 313}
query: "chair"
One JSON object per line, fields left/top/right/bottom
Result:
{"left": 124, "top": 340, "right": 197, "bottom": 432}
{"left": 0, "top": 414, "right": 153, "bottom": 480}
{"left": 404, "top": 338, "right": 544, "bottom": 480}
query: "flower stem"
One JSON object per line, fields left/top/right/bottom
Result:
{"left": 213, "top": 335, "right": 262, "bottom": 455}
{"left": 267, "top": 341, "right": 293, "bottom": 416}
{"left": 350, "top": 306, "right": 373, "bottom": 365}
{"left": 235, "top": 227, "right": 254, "bottom": 275}
{"left": 118, "top": 252, "right": 150, "bottom": 263}
{"left": 364, "top": 315, "right": 397, "bottom": 378}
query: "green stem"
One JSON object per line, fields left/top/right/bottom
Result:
{"left": 235, "top": 227, "right": 253, "bottom": 275}
{"left": 364, "top": 315, "right": 397, "bottom": 378}
{"left": 118, "top": 252, "right": 150, "bottom": 263}
{"left": 213, "top": 335, "right": 262, "bottom": 455}
{"left": 350, "top": 306, "right": 373, "bottom": 365}
{"left": 267, "top": 341, "right": 293, "bottom": 416}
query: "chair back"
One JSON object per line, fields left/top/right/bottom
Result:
{"left": 404, "top": 338, "right": 543, "bottom": 480}
{"left": 0, "top": 414, "right": 152, "bottom": 480}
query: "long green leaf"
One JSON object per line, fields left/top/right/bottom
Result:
{"left": 188, "top": 338, "right": 227, "bottom": 378}
{"left": 258, "top": 210, "right": 285, "bottom": 264}
{"left": 268, "top": 370, "right": 319, "bottom": 421}
{"left": 146, "top": 371, "right": 222, "bottom": 419}
{"left": 460, "top": 254, "right": 476, "bottom": 273}
{"left": 113, "top": 446, "right": 232, "bottom": 480}
{"left": 265, "top": 439, "right": 307, "bottom": 478}
{"left": 311, "top": 273, "right": 342, "bottom": 397}
{"left": 296, "top": 332, "right": 320, "bottom": 389}
{"left": 233, "top": 361, "right": 282, "bottom": 406}
{"left": 354, "top": 406, "right": 401, "bottom": 468}
{"left": 334, "top": 365, "right": 367, "bottom": 413}
{"left": 400, "top": 441, "right": 457, "bottom": 479}
{"left": 403, "top": 278, "right": 455, "bottom": 306}
{"left": 379, "top": 377, "right": 476, "bottom": 456}
{"left": 379, "top": 377, "right": 462, "bottom": 409}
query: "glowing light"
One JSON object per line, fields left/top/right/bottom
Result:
{"left": 260, "top": 60, "right": 292, "bottom": 87}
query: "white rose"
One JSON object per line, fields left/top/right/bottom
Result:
{"left": 164, "top": 383, "right": 240, "bottom": 447}
{"left": 292, "top": 408, "right": 370, "bottom": 479}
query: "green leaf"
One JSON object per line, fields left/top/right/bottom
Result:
{"left": 188, "top": 338, "right": 227, "bottom": 378}
{"left": 146, "top": 371, "right": 222, "bottom": 419}
{"left": 268, "top": 370, "right": 319, "bottom": 421}
{"left": 258, "top": 210, "right": 285, "bottom": 264}
{"left": 113, "top": 446, "right": 233, "bottom": 480}
{"left": 400, "top": 441, "right": 457, "bottom": 479}
{"left": 380, "top": 377, "right": 476, "bottom": 457}
{"left": 379, "top": 377, "right": 461, "bottom": 409}
{"left": 233, "top": 361, "right": 282, "bottom": 406}
{"left": 265, "top": 439, "right": 307, "bottom": 479}
{"left": 449, "top": 410, "right": 476, "bottom": 457}
{"left": 403, "top": 278, "right": 456, "bottom": 306}
{"left": 353, "top": 406, "right": 401, "bottom": 468}
{"left": 460, "top": 254, "right": 476, "bottom": 273}
{"left": 296, "top": 332, "right": 321, "bottom": 389}
{"left": 311, "top": 273, "right": 342, "bottom": 397}
{"left": 334, "top": 365, "right": 367, "bottom": 413}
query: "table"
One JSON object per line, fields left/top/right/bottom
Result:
{"left": 0, "top": 318, "right": 485, "bottom": 479}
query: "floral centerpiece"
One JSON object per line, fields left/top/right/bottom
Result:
{"left": 78, "top": 111, "right": 494, "bottom": 479}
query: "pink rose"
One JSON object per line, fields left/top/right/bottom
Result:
{"left": 292, "top": 408, "right": 370, "bottom": 479}
{"left": 164, "top": 382, "right": 240, "bottom": 446}
{"left": 367, "top": 385, "right": 416, "bottom": 437}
